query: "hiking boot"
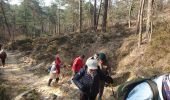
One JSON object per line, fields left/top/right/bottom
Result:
{"left": 55, "top": 78, "right": 59, "bottom": 83}
{"left": 48, "top": 79, "right": 53, "bottom": 86}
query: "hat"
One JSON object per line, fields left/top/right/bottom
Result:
{"left": 98, "top": 53, "right": 107, "bottom": 62}
{"left": 86, "top": 59, "right": 98, "bottom": 69}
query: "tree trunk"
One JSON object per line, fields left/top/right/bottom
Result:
{"left": 128, "top": 0, "right": 133, "bottom": 28}
{"left": 33, "top": 11, "right": 36, "bottom": 38}
{"left": 102, "top": 0, "right": 109, "bottom": 32}
{"left": 149, "top": 19, "right": 153, "bottom": 42}
{"left": 0, "top": 1, "right": 11, "bottom": 38}
{"left": 79, "top": 0, "right": 83, "bottom": 33}
{"left": 94, "top": 0, "right": 97, "bottom": 31}
{"left": 24, "top": 6, "right": 28, "bottom": 36}
{"left": 136, "top": 0, "right": 142, "bottom": 35}
{"left": 40, "top": 14, "right": 44, "bottom": 35}
{"left": 12, "top": 10, "right": 16, "bottom": 41}
{"left": 96, "top": 0, "right": 103, "bottom": 30}
{"left": 58, "top": 7, "right": 60, "bottom": 35}
{"left": 89, "top": 0, "right": 93, "bottom": 30}
{"left": 146, "top": 0, "right": 151, "bottom": 35}
{"left": 138, "top": 0, "right": 145, "bottom": 46}
{"left": 72, "top": 3, "right": 75, "bottom": 32}
{"left": 146, "top": 0, "right": 154, "bottom": 41}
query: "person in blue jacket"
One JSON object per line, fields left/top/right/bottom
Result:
{"left": 72, "top": 58, "right": 113, "bottom": 100}
{"left": 127, "top": 74, "right": 170, "bottom": 100}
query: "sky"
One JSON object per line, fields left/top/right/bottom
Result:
{"left": 9, "top": 0, "right": 53, "bottom": 6}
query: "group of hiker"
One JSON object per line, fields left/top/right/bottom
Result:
{"left": 47, "top": 52, "right": 113, "bottom": 100}
{"left": 47, "top": 51, "right": 170, "bottom": 100}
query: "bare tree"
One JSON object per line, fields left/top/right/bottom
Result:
{"left": 102, "top": 0, "right": 109, "bottom": 32}
{"left": 12, "top": 9, "right": 16, "bottom": 41}
{"left": 0, "top": 1, "right": 11, "bottom": 38}
{"left": 58, "top": 3, "right": 61, "bottom": 34}
{"left": 79, "top": 0, "right": 83, "bottom": 33}
{"left": 96, "top": 0, "right": 103, "bottom": 30}
{"left": 138, "top": 0, "right": 145, "bottom": 46}
{"left": 146, "top": 0, "right": 154, "bottom": 42}
{"left": 128, "top": 0, "right": 134, "bottom": 28}
{"left": 89, "top": 0, "right": 93, "bottom": 30}
{"left": 94, "top": 0, "right": 97, "bottom": 31}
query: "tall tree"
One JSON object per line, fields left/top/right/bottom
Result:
{"left": 146, "top": 0, "right": 154, "bottom": 42}
{"left": 58, "top": 4, "right": 61, "bottom": 34}
{"left": 94, "top": 0, "right": 97, "bottom": 31}
{"left": 128, "top": 0, "right": 134, "bottom": 28}
{"left": 102, "top": 0, "right": 109, "bottom": 32}
{"left": 0, "top": 1, "right": 11, "bottom": 38}
{"left": 12, "top": 9, "right": 16, "bottom": 41}
{"left": 96, "top": 0, "right": 103, "bottom": 30}
{"left": 79, "top": 0, "right": 83, "bottom": 32}
{"left": 138, "top": 0, "right": 145, "bottom": 46}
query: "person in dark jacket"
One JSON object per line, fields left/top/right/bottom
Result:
{"left": 72, "top": 58, "right": 113, "bottom": 100}
{"left": 97, "top": 53, "right": 111, "bottom": 100}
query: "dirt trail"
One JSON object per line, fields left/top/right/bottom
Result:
{"left": 1, "top": 51, "right": 117, "bottom": 100}
{"left": 0, "top": 51, "right": 78, "bottom": 100}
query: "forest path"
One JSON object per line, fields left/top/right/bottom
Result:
{"left": 0, "top": 51, "right": 78, "bottom": 100}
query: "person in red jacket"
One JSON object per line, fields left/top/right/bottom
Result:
{"left": 55, "top": 52, "right": 62, "bottom": 83}
{"left": 72, "top": 55, "right": 85, "bottom": 75}
{"left": 48, "top": 52, "right": 62, "bottom": 86}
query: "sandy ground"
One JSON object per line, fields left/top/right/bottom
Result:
{"left": 0, "top": 51, "right": 114, "bottom": 100}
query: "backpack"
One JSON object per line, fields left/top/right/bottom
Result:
{"left": 116, "top": 76, "right": 159, "bottom": 100}
{"left": 47, "top": 66, "right": 51, "bottom": 73}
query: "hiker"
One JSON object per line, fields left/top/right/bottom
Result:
{"left": 72, "top": 58, "right": 113, "bottom": 100}
{"left": 71, "top": 55, "right": 85, "bottom": 76}
{"left": 122, "top": 74, "right": 170, "bottom": 100}
{"left": 97, "top": 53, "right": 111, "bottom": 100}
{"left": 48, "top": 61, "right": 57, "bottom": 86}
{"left": 87, "top": 53, "right": 110, "bottom": 100}
{"left": 55, "top": 52, "right": 62, "bottom": 83}
{"left": 48, "top": 52, "right": 62, "bottom": 86}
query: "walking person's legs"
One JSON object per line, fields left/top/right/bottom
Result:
{"left": 48, "top": 78, "right": 53, "bottom": 86}
{"left": 55, "top": 68, "right": 60, "bottom": 83}
{"left": 98, "top": 81, "right": 105, "bottom": 100}
{"left": 48, "top": 73, "right": 55, "bottom": 86}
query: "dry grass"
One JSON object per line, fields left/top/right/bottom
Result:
{"left": 116, "top": 20, "right": 170, "bottom": 79}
